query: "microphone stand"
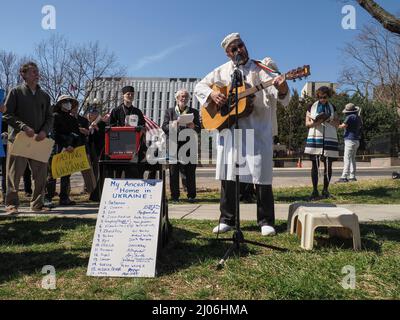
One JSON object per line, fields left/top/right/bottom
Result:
{"left": 216, "top": 55, "right": 286, "bottom": 269}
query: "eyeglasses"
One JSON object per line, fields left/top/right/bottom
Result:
{"left": 229, "top": 43, "right": 245, "bottom": 54}
{"left": 319, "top": 96, "right": 328, "bottom": 100}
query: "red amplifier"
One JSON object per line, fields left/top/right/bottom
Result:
{"left": 104, "top": 127, "right": 144, "bottom": 160}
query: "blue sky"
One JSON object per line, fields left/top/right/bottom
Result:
{"left": 1, "top": 0, "right": 399, "bottom": 92}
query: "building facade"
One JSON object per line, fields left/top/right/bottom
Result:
{"left": 301, "top": 81, "right": 338, "bottom": 98}
{"left": 87, "top": 77, "right": 201, "bottom": 125}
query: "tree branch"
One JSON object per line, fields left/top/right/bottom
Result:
{"left": 357, "top": 0, "right": 400, "bottom": 34}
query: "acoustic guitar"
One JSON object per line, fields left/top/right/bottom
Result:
{"left": 201, "top": 65, "right": 311, "bottom": 131}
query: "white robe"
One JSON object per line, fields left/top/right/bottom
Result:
{"left": 195, "top": 58, "right": 290, "bottom": 185}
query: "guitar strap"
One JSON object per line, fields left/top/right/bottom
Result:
{"left": 253, "top": 60, "right": 281, "bottom": 76}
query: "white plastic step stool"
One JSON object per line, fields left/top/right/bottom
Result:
{"left": 287, "top": 202, "right": 337, "bottom": 234}
{"left": 295, "top": 206, "right": 361, "bottom": 251}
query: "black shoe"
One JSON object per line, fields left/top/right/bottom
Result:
{"left": 321, "top": 190, "right": 331, "bottom": 199}
{"left": 89, "top": 196, "right": 100, "bottom": 202}
{"left": 392, "top": 172, "right": 400, "bottom": 180}
{"left": 170, "top": 198, "right": 180, "bottom": 203}
{"left": 44, "top": 200, "right": 56, "bottom": 209}
{"left": 59, "top": 199, "right": 76, "bottom": 206}
{"left": 348, "top": 177, "right": 357, "bottom": 182}
{"left": 187, "top": 198, "right": 196, "bottom": 203}
{"left": 337, "top": 178, "right": 348, "bottom": 183}
{"left": 308, "top": 190, "right": 320, "bottom": 201}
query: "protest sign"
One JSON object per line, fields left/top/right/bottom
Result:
{"left": 51, "top": 145, "right": 90, "bottom": 179}
{"left": 9, "top": 132, "right": 54, "bottom": 163}
{"left": 87, "top": 179, "right": 163, "bottom": 278}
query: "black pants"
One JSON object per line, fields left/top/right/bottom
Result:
{"left": 23, "top": 165, "right": 32, "bottom": 193}
{"left": 311, "top": 156, "right": 333, "bottom": 191}
{"left": 220, "top": 180, "right": 275, "bottom": 227}
{"left": 46, "top": 175, "right": 71, "bottom": 202}
{"left": 114, "top": 166, "right": 143, "bottom": 179}
{"left": 169, "top": 163, "right": 196, "bottom": 200}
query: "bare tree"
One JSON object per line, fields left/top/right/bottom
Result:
{"left": 339, "top": 22, "right": 400, "bottom": 108}
{"left": 357, "top": 0, "right": 400, "bottom": 35}
{"left": 0, "top": 50, "right": 20, "bottom": 92}
{"left": 33, "top": 35, "right": 124, "bottom": 111}
{"left": 65, "top": 41, "right": 125, "bottom": 113}
{"left": 34, "top": 34, "right": 71, "bottom": 103}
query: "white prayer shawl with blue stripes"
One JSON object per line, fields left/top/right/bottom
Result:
{"left": 304, "top": 101, "right": 339, "bottom": 158}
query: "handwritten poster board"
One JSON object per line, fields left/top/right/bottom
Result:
{"left": 9, "top": 132, "right": 54, "bottom": 163}
{"left": 87, "top": 179, "right": 163, "bottom": 278}
{"left": 51, "top": 145, "right": 90, "bottom": 179}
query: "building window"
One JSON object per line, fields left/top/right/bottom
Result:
{"left": 151, "top": 92, "right": 155, "bottom": 119}
{"left": 166, "top": 92, "right": 170, "bottom": 108}
{"left": 144, "top": 91, "right": 148, "bottom": 112}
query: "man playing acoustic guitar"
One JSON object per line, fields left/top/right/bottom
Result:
{"left": 194, "top": 33, "right": 290, "bottom": 236}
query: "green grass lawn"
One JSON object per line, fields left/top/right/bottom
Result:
{"left": 0, "top": 217, "right": 399, "bottom": 300}
{"left": 174, "top": 179, "right": 400, "bottom": 205}
{"left": 10, "top": 178, "right": 400, "bottom": 206}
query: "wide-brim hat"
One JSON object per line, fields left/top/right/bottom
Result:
{"left": 343, "top": 103, "right": 360, "bottom": 114}
{"left": 56, "top": 95, "right": 78, "bottom": 105}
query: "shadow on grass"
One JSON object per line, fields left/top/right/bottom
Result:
{"left": 335, "top": 186, "right": 398, "bottom": 200}
{"left": 0, "top": 250, "right": 89, "bottom": 284}
{"left": 308, "top": 223, "right": 400, "bottom": 253}
{"left": 275, "top": 194, "right": 312, "bottom": 203}
{"left": 0, "top": 218, "right": 95, "bottom": 284}
{"left": 242, "top": 222, "right": 399, "bottom": 253}
{"left": 0, "top": 217, "right": 96, "bottom": 246}
{"left": 157, "top": 226, "right": 261, "bottom": 276}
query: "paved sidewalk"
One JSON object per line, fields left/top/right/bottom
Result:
{"left": 1, "top": 203, "right": 399, "bottom": 222}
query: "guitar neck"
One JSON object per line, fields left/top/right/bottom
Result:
{"left": 238, "top": 78, "right": 276, "bottom": 100}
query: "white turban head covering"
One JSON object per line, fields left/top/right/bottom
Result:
{"left": 221, "top": 33, "right": 241, "bottom": 50}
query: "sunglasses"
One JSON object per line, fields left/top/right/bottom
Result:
{"left": 319, "top": 96, "right": 328, "bottom": 99}
{"left": 229, "top": 43, "right": 245, "bottom": 54}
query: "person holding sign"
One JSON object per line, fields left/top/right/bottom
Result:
{"left": 109, "top": 86, "right": 146, "bottom": 179}
{"left": 162, "top": 89, "right": 201, "bottom": 203}
{"left": 45, "top": 95, "right": 83, "bottom": 206}
{"left": 3, "top": 62, "right": 53, "bottom": 214}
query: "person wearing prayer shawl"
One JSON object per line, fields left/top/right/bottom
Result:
{"left": 304, "top": 86, "right": 339, "bottom": 200}
{"left": 194, "top": 33, "right": 290, "bottom": 236}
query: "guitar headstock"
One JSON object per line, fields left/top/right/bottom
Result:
{"left": 285, "top": 65, "right": 311, "bottom": 82}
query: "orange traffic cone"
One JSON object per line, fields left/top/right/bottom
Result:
{"left": 297, "top": 158, "right": 302, "bottom": 168}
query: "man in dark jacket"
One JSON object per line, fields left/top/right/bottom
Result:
{"left": 162, "top": 89, "right": 201, "bottom": 202}
{"left": 109, "top": 86, "right": 146, "bottom": 179}
{"left": 3, "top": 62, "right": 53, "bottom": 214}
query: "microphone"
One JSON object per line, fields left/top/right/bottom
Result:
{"left": 234, "top": 52, "right": 242, "bottom": 66}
